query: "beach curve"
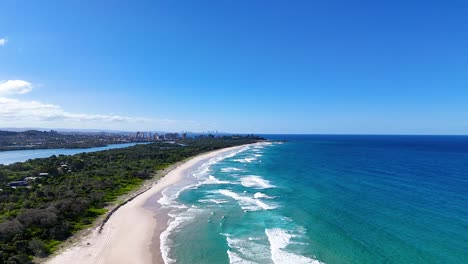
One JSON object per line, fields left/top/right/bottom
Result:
{"left": 44, "top": 145, "right": 250, "bottom": 264}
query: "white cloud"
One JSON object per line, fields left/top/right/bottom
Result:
{"left": 0, "top": 80, "right": 33, "bottom": 95}
{"left": 0, "top": 80, "right": 135, "bottom": 123}
{"left": 0, "top": 80, "right": 203, "bottom": 131}
{"left": 0, "top": 37, "right": 7, "bottom": 46}
{"left": 0, "top": 96, "right": 149, "bottom": 123}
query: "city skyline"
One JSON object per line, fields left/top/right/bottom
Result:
{"left": 1, "top": 1, "right": 467, "bottom": 134}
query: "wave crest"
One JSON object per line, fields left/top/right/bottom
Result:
{"left": 265, "top": 228, "right": 322, "bottom": 264}
{"left": 241, "top": 175, "right": 275, "bottom": 189}
{"left": 219, "top": 189, "right": 277, "bottom": 211}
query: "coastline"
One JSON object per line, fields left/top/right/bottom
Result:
{"left": 44, "top": 144, "right": 250, "bottom": 264}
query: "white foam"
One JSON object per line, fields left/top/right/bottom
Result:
{"left": 158, "top": 144, "right": 258, "bottom": 263}
{"left": 254, "top": 192, "right": 274, "bottom": 199}
{"left": 192, "top": 144, "right": 251, "bottom": 181}
{"left": 192, "top": 165, "right": 210, "bottom": 179}
{"left": 173, "top": 182, "right": 202, "bottom": 200}
{"left": 225, "top": 146, "right": 251, "bottom": 158}
{"left": 241, "top": 176, "right": 275, "bottom": 189}
{"left": 157, "top": 194, "right": 172, "bottom": 207}
{"left": 198, "top": 199, "right": 229, "bottom": 204}
{"left": 160, "top": 207, "right": 205, "bottom": 264}
{"left": 219, "top": 189, "right": 277, "bottom": 211}
{"left": 158, "top": 188, "right": 188, "bottom": 209}
{"left": 227, "top": 250, "right": 256, "bottom": 264}
{"left": 201, "top": 175, "right": 234, "bottom": 185}
{"left": 234, "top": 157, "right": 257, "bottom": 163}
{"left": 221, "top": 167, "right": 242, "bottom": 172}
{"left": 265, "top": 228, "right": 322, "bottom": 264}
{"left": 225, "top": 235, "right": 270, "bottom": 264}
{"left": 192, "top": 151, "right": 230, "bottom": 179}
{"left": 160, "top": 217, "right": 184, "bottom": 264}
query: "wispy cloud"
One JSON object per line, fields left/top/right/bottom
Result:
{"left": 0, "top": 80, "right": 201, "bottom": 131}
{"left": 0, "top": 80, "right": 33, "bottom": 95}
{"left": 0, "top": 80, "right": 151, "bottom": 124}
{"left": 0, "top": 97, "right": 147, "bottom": 123}
{"left": 0, "top": 37, "right": 7, "bottom": 46}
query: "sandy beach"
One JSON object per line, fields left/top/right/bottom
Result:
{"left": 45, "top": 145, "right": 247, "bottom": 264}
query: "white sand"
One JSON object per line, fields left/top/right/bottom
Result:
{"left": 45, "top": 145, "right": 246, "bottom": 264}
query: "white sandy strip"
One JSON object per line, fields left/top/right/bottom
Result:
{"left": 45, "top": 145, "right": 247, "bottom": 264}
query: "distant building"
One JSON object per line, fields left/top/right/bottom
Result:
{"left": 39, "top": 172, "right": 49, "bottom": 177}
{"left": 182, "top": 133, "right": 187, "bottom": 139}
{"left": 164, "top": 133, "right": 179, "bottom": 140}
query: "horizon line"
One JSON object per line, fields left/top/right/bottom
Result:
{"left": 1, "top": 127, "right": 467, "bottom": 137}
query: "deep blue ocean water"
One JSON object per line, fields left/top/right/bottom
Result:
{"left": 159, "top": 135, "right": 468, "bottom": 264}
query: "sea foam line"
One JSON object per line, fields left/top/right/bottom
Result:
{"left": 224, "top": 234, "right": 271, "bottom": 264}
{"left": 234, "top": 157, "right": 258, "bottom": 163}
{"left": 227, "top": 250, "right": 256, "bottom": 264}
{"left": 160, "top": 207, "right": 205, "bottom": 264}
{"left": 221, "top": 167, "right": 242, "bottom": 172}
{"left": 254, "top": 192, "right": 275, "bottom": 199}
{"left": 241, "top": 175, "right": 276, "bottom": 189}
{"left": 160, "top": 145, "right": 254, "bottom": 263}
{"left": 202, "top": 175, "right": 235, "bottom": 185}
{"left": 219, "top": 189, "right": 277, "bottom": 211}
{"left": 198, "top": 198, "right": 229, "bottom": 204}
{"left": 265, "top": 228, "right": 323, "bottom": 264}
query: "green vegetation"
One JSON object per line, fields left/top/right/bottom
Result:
{"left": 0, "top": 136, "right": 263, "bottom": 263}
{"left": 0, "top": 130, "right": 140, "bottom": 151}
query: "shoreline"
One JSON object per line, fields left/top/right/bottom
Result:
{"left": 44, "top": 144, "right": 250, "bottom": 264}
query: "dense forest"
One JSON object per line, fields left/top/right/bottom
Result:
{"left": 0, "top": 130, "right": 141, "bottom": 151}
{"left": 0, "top": 136, "right": 263, "bottom": 263}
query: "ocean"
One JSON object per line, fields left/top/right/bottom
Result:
{"left": 157, "top": 135, "right": 468, "bottom": 264}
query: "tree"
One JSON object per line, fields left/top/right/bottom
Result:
{"left": 0, "top": 220, "right": 24, "bottom": 240}
{"left": 28, "top": 238, "right": 48, "bottom": 257}
{"left": 17, "top": 209, "right": 57, "bottom": 228}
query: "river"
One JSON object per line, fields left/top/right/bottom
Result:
{"left": 0, "top": 143, "right": 145, "bottom": 165}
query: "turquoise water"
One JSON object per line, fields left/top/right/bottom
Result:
{"left": 0, "top": 143, "right": 143, "bottom": 165}
{"left": 159, "top": 135, "right": 468, "bottom": 264}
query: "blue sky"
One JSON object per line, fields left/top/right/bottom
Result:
{"left": 0, "top": 0, "right": 467, "bottom": 134}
